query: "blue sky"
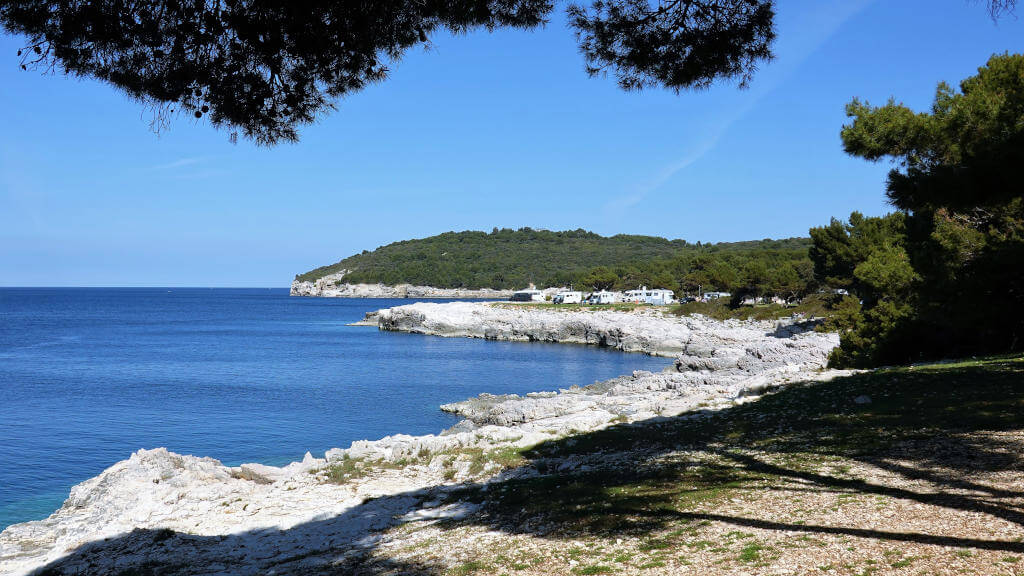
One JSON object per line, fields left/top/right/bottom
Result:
{"left": 1, "top": 0, "right": 1022, "bottom": 287}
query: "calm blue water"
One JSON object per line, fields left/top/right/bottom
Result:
{"left": 0, "top": 288, "right": 669, "bottom": 530}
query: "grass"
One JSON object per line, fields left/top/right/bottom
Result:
{"left": 323, "top": 455, "right": 372, "bottom": 484}
{"left": 493, "top": 293, "right": 842, "bottom": 321}
{"left": 738, "top": 542, "right": 765, "bottom": 563}
{"left": 889, "top": 556, "right": 917, "bottom": 568}
{"left": 324, "top": 445, "right": 530, "bottom": 486}
{"left": 441, "top": 354, "right": 1024, "bottom": 563}
{"left": 573, "top": 565, "right": 616, "bottom": 575}
{"left": 448, "top": 560, "right": 490, "bottom": 575}
{"left": 463, "top": 446, "right": 528, "bottom": 477}
{"left": 670, "top": 293, "right": 836, "bottom": 321}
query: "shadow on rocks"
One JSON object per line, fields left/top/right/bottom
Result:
{"left": 32, "top": 357, "right": 1024, "bottom": 575}
{"left": 449, "top": 357, "right": 1024, "bottom": 551}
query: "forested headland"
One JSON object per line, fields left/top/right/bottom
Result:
{"left": 296, "top": 229, "right": 816, "bottom": 302}
{"left": 298, "top": 53, "right": 1024, "bottom": 371}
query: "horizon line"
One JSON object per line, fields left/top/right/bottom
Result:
{"left": 0, "top": 285, "right": 290, "bottom": 289}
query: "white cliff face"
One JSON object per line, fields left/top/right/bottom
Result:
{"left": 0, "top": 303, "right": 845, "bottom": 576}
{"left": 290, "top": 273, "right": 516, "bottom": 299}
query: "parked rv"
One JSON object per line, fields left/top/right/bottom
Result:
{"left": 622, "top": 286, "right": 676, "bottom": 305}
{"left": 552, "top": 291, "right": 583, "bottom": 304}
{"left": 509, "top": 289, "right": 544, "bottom": 302}
{"left": 586, "top": 291, "right": 620, "bottom": 305}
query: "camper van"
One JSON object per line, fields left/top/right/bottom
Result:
{"left": 509, "top": 289, "right": 544, "bottom": 302}
{"left": 552, "top": 291, "right": 583, "bottom": 304}
{"left": 586, "top": 291, "right": 620, "bottom": 305}
{"left": 622, "top": 286, "right": 676, "bottom": 305}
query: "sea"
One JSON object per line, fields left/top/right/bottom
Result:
{"left": 0, "top": 288, "right": 670, "bottom": 531}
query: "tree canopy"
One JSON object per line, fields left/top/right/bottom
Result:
{"left": 815, "top": 53, "right": 1024, "bottom": 367}
{"left": 1, "top": 1, "right": 1014, "bottom": 143}
{"left": 1, "top": 0, "right": 778, "bottom": 144}
{"left": 842, "top": 52, "right": 1024, "bottom": 213}
{"left": 296, "top": 227, "right": 814, "bottom": 298}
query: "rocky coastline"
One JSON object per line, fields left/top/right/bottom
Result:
{"left": 0, "top": 303, "right": 844, "bottom": 575}
{"left": 290, "top": 273, "right": 515, "bottom": 299}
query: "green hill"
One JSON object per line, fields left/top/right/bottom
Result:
{"left": 296, "top": 228, "right": 814, "bottom": 296}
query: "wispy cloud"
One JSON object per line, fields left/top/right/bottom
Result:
{"left": 171, "top": 168, "right": 229, "bottom": 181}
{"left": 151, "top": 156, "right": 209, "bottom": 171}
{"left": 605, "top": 0, "right": 875, "bottom": 212}
{"left": 604, "top": 137, "right": 723, "bottom": 212}
{"left": 149, "top": 156, "right": 226, "bottom": 180}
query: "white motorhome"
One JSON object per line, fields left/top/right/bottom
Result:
{"left": 587, "top": 291, "right": 620, "bottom": 305}
{"left": 553, "top": 291, "right": 583, "bottom": 304}
{"left": 509, "top": 289, "right": 544, "bottom": 302}
{"left": 622, "top": 286, "right": 676, "bottom": 305}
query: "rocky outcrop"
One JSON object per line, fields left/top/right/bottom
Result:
{"left": 290, "top": 273, "right": 516, "bottom": 299}
{"left": 371, "top": 301, "right": 831, "bottom": 358}
{"left": 368, "top": 303, "right": 840, "bottom": 427}
{"left": 0, "top": 302, "right": 844, "bottom": 576}
{"left": 0, "top": 448, "right": 464, "bottom": 575}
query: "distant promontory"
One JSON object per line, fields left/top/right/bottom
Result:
{"left": 291, "top": 228, "right": 813, "bottom": 298}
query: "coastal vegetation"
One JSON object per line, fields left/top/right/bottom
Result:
{"left": 810, "top": 53, "right": 1024, "bottom": 368}
{"left": 298, "top": 53, "right": 1024, "bottom": 371}
{"left": 491, "top": 293, "right": 836, "bottom": 321}
{"left": 296, "top": 228, "right": 815, "bottom": 301}
{"left": 670, "top": 292, "right": 835, "bottom": 321}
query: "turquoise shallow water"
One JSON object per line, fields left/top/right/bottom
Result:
{"left": 0, "top": 288, "right": 670, "bottom": 530}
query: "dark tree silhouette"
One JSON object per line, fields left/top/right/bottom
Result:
{"left": 0, "top": 1, "right": 1015, "bottom": 144}
{"left": 1, "top": 1, "right": 554, "bottom": 144}
{"left": 568, "top": 0, "right": 774, "bottom": 91}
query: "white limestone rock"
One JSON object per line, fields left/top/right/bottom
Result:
{"left": 0, "top": 301, "right": 847, "bottom": 576}
{"left": 290, "top": 273, "right": 515, "bottom": 299}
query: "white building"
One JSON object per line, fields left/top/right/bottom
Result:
{"left": 622, "top": 286, "right": 676, "bottom": 305}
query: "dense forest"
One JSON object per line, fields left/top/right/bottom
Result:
{"left": 296, "top": 228, "right": 815, "bottom": 300}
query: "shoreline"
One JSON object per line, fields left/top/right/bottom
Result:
{"left": 0, "top": 302, "right": 844, "bottom": 575}
{"left": 290, "top": 275, "right": 519, "bottom": 299}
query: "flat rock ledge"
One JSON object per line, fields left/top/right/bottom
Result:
{"left": 0, "top": 303, "right": 845, "bottom": 576}
{"left": 371, "top": 301, "right": 826, "bottom": 357}
{"left": 290, "top": 273, "right": 514, "bottom": 299}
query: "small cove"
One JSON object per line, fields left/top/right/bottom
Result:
{"left": 0, "top": 288, "right": 671, "bottom": 530}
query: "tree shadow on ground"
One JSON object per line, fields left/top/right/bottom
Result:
{"left": 30, "top": 491, "right": 451, "bottom": 576}
{"left": 451, "top": 356, "right": 1024, "bottom": 550}
{"left": 29, "top": 356, "right": 1024, "bottom": 575}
